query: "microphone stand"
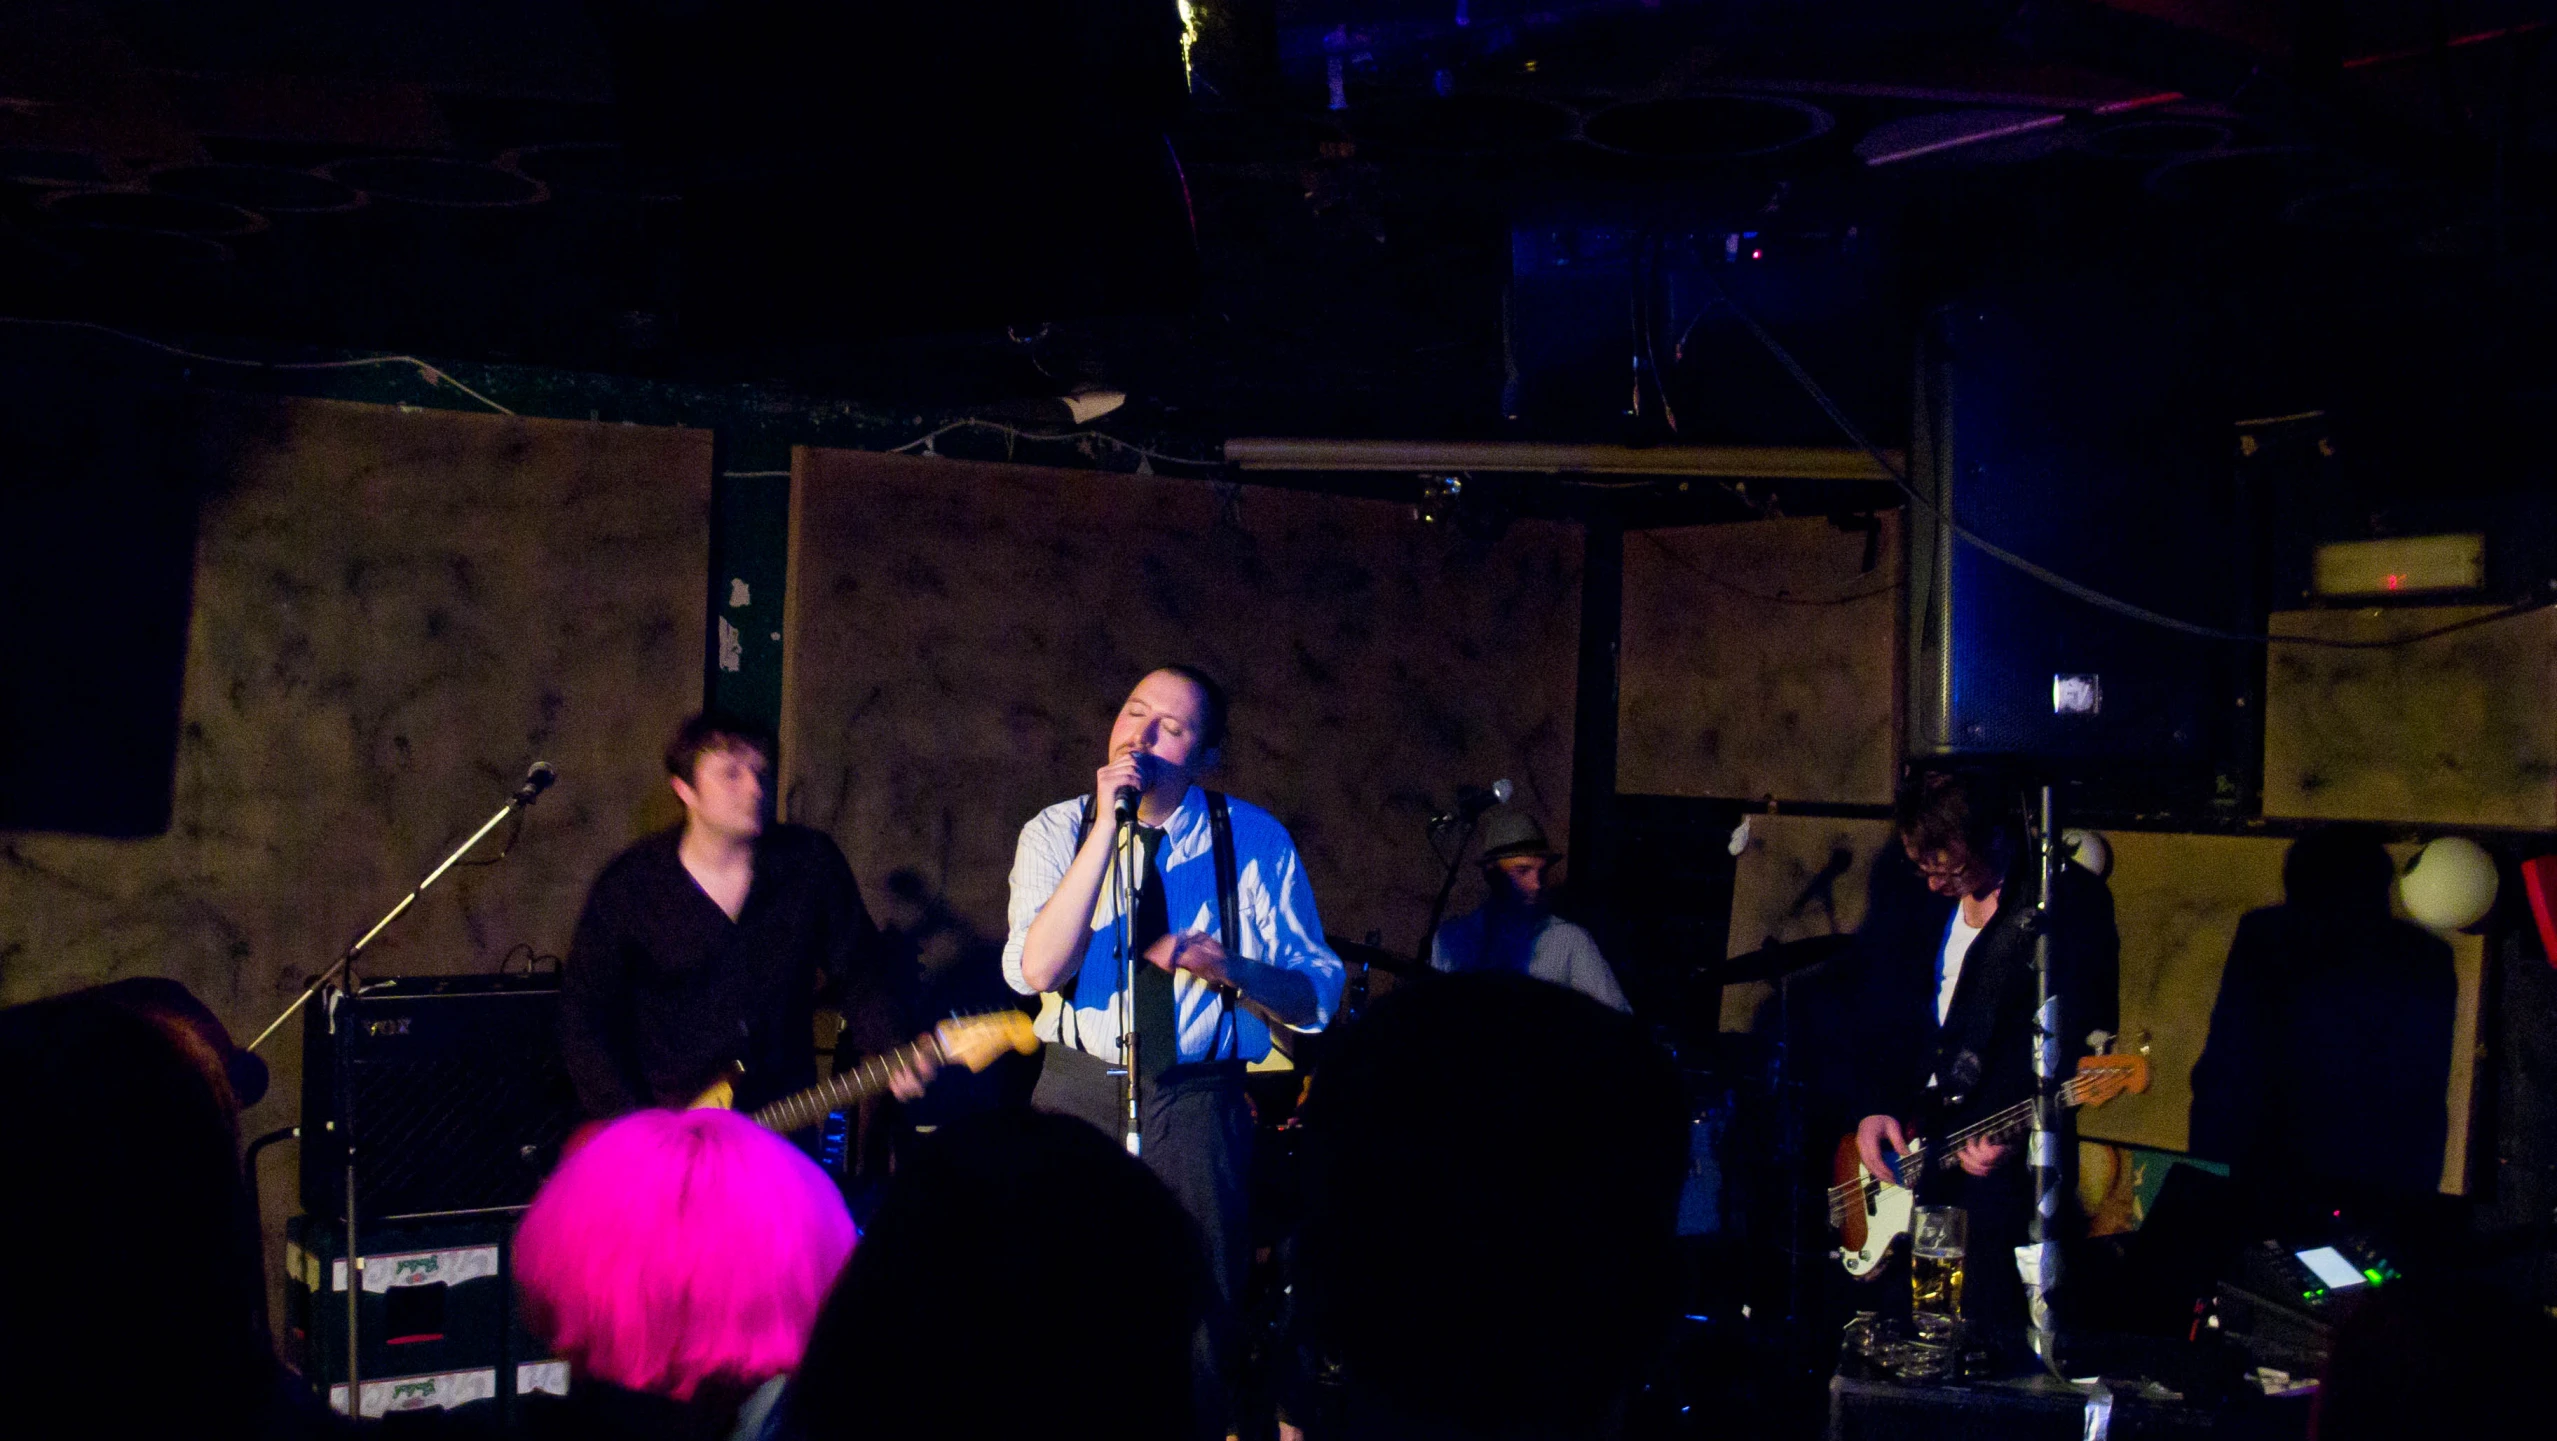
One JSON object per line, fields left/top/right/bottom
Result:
{"left": 1414, "top": 811, "right": 1485, "bottom": 973}
{"left": 242, "top": 772, "right": 549, "bottom": 1417}
{"left": 1113, "top": 801, "right": 1143, "bottom": 1158}
{"left": 246, "top": 780, "right": 545, "bottom": 1054}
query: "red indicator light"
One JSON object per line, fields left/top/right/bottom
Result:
{"left": 2384, "top": 574, "right": 2403, "bottom": 590}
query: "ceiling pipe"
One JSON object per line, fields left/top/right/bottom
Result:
{"left": 1222, "top": 437, "right": 1901, "bottom": 479}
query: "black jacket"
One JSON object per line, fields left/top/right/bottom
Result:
{"left": 1849, "top": 842, "right": 2122, "bottom": 1141}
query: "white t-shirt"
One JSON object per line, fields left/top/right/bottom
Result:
{"left": 1936, "top": 913, "right": 1985, "bottom": 1025}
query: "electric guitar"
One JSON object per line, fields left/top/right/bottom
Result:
{"left": 689, "top": 1010, "right": 1039, "bottom": 1132}
{"left": 1829, "top": 1052, "right": 2149, "bottom": 1278}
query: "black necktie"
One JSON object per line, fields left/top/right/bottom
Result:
{"left": 1129, "top": 824, "right": 1177, "bottom": 1083}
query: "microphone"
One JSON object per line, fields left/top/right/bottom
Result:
{"left": 1113, "top": 753, "right": 1152, "bottom": 827}
{"left": 512, "top": 761, "right": 557, "bottom": 806}
{"left": 1429, "top": 778, "right": 1512, "bottom": 830}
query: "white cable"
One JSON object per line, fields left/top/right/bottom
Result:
{"left": 0, "top": 317, "right": 517, "bottom": 415}
{"left": 891, "top": 417, "right": 1219, "bottom": 471}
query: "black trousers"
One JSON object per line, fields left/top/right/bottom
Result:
{"left": 1034, "top": 1045, "right": 1254, "bottom": 1431}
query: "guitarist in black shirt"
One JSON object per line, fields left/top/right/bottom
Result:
{"left": 1846, "top": 767, "right": 2120, "bottom": 1346}
{"left": 560, "top": 713, "right": 923, "bottom": 1170}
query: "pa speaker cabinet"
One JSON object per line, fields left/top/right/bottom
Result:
{"left": 1905, "top": 282, "right": 2261, "bottom": 798}
{"left": 300, "top": 974, "right": 581, "bottom": 1223}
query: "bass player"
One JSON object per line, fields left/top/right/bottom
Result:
{"left": 1845, "top": 766, "right": 2119, "bottom": 1350}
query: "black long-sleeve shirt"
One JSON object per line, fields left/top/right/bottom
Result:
{"left": 559, "top": 824, "right": 911, "bottom": 1119}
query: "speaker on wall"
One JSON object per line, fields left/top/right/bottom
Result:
{"left": 0, "top": 362, "right": 199, "bottom": 836}
{"left": 1904, "top": 281, "right": 2262, "bottom": 804}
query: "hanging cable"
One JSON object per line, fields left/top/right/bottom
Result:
{"left": 891, "top": 417, "right": 1220, "bottom": 472}
{"left": 0, "top": 317, "right": 518, "bottom": 415}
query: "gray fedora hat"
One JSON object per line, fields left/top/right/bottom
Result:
{"left": 1478, "top": 808, "right": 1561, "bottom": 863}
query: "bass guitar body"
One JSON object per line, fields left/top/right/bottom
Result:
{"left": 1832, "top": 1138, "right": 1915, "bottom": 1279}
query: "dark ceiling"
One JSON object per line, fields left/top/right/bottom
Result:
{"left": 2, "top": 1, "right": 2551, "bottom": 503}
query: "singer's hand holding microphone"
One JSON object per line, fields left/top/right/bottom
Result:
{"left": 1094, "top": 750, "right": 1157, "bottom": 830}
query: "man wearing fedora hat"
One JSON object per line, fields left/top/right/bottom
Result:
{"left": 1428, "top": 811, "right": 1629, "bottom": 1011}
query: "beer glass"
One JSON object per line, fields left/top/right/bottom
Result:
{"left": 1909, "top": 1205, "right": 1967, "bottom": 1343}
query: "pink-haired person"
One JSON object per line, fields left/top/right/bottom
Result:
{"left": 514, "top": 1108, "right": 855, "bottom": 1439}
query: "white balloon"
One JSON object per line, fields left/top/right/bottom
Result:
{"left": 2400, "top": 836, "right": 2499, "bottom": 932}
{"left": 2063, "top": 828, "right": 2112, "bottom": 879}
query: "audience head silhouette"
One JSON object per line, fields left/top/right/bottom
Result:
{"left": 786, "top": 1107, "right": 1209, "bottom": 1441}
{"left": 515, "top": 1107, "right": 854, "bottom": 1417}
{"left": 0, "top": 990, "right": 276, "bottom": 1439}
{"left": 1299, "top": 972, "right": 1688, "bottom": 1440}
{"left": 2282, "top": 825, "right": 2399, "bottom": 924}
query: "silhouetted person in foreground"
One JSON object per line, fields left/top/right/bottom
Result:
{"left": 0, "top": 990, "right": 347, "bottom": 1440}
{"left": 2310, "top": 1276, "right": 2547, "bottom": 1440}
{"left": 785, "top": 1108, "right": 1210, "bottom": 1441}
{"left": 1297, "top": 972, "right": 1688, "bottom": 1441}
{"left": 2191, "top": 827, "right": 2455, "bottom": 1234}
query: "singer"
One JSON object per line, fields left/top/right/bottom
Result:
{"left": 559, "top": 712, "right": 920, "bottom": 1159}
{"left": 1002, "top": 665, "right": 1344, "bottom": 1431}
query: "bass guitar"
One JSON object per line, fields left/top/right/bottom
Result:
{"left": 689, "top": 1009, "right": 1039, "bottom": 1132}
{"left": 1829, "top": 1052, "right": 2148, "bottom": 1278}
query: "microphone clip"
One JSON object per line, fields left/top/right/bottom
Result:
{"left": 1427, "top": 779, "right": 1513, "bottom": 832}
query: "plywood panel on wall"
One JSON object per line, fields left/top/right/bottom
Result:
{"left": 779, "top": 450, "right": 1581, "bottom": 969}
{"left": 2263, "top": 606, "right": 2557, "bottom": 828}
{"left": 2087, "top": 831, "right": 2481, "bottom": 1195}
{"left": 2089, "top": 832, "right": 2291, "bottom": 1154}
{"left": 1620, "top": 513, "right": 1901, "bottom": 806}
{"left": 1720, "top": 813, "right": 1895, "bottom": 1031}
{"left": 0, "top": 393, "right": 711, "bottom": 1314}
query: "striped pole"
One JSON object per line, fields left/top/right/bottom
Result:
{"left": 2024, "top": 783, "right": 2065, "bottom": 1375}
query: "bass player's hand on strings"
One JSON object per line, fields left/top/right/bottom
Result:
{"left": 1855, "top": 1114, "right": 1909, "bottom": 1184}
{"left": 1954, "top": 1135, "right": 2010, "bottom": 1177}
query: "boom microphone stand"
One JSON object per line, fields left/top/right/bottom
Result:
{"left": 1414, "top": 781, "right": 1511, "bottom": 971}
{"left": 246, "top": 762, "right": 556, "bottom": 1054}
{"left": 244, "top": 761, "right": 554, "bottom": 1415}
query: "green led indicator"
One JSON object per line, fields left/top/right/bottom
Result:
{"left": 2363, "top": 1268, "right": 2385, "bottom": 1285}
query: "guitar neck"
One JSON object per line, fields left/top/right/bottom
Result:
{"left": 752, "top": 1034, "right": 943, "bottom": 1134}
{"left": 1906, "top": 1075, "right": 2100, "bottom": 1180}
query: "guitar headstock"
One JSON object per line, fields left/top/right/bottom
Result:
{"left": 687, "top": 1060, "right": 747, "bottom": 1112}
{"left": 934, "top": 1010, "right": 1040, "bottom": 1073}
{"left": 2071, "top": 1053, "right": 2151, "bottom": 1106}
